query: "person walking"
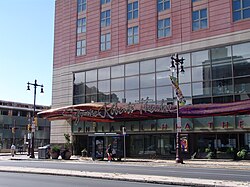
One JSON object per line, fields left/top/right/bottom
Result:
{"left": 11, "top": 144, "right": 16, "bottom": 157}
{"left": 106, "top": 144, "right": 112, "bottom": 162}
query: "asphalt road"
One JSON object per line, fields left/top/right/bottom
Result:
{"left": 0, "top": 172, "right": 182, "bottom": 187}
{"left": 0, "top": 160, "right": 249, "bottom": 182}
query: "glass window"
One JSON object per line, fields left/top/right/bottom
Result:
{"left": 158, "top": 18, "right": 171, "bottom": 38}
{"left": 128, "top": 26, "right": 139, "bottom": 45}
{"left": 140, "top": 73, "right": 155, "bottom": 88}
{"left": 234, "top": 77, "right": 250, "bottom": 94}
{"left": 111, "top": 78, "right": 124, "bottom": 91}
{"left": 233, "top": 0, "right": 250, "bottom": 21}
{"left": 192, "top": 65, "right": 211, "bottom": 82}
{"left": 232, "top": 42, "right": 250, "bottom": 59}
{"left": 77, "top": 18, "right": 86, "bottom": 34}
{"left": 156, "top": 71, "right": 171, "bottom": 86}
{"left": 98, "top": 80, "right": 110, "bottom": 93}
{"left": 192, "top": 81, "right": 211, "bottom": 97}
{"left": 78, "top": 0, "right": 86, "bottom": 13}
{"left": 211, "top": 46, "right": 232, "bottom": 63}
{"left": 101, "top": 33, "right": 111, "bottom": 51}
{"left": 180, "top": 83, "right": 191, "bottom": 97}
{"left": 179, "top": 67, "right": 191, "bottom": 83}
{"left": 212, "top": 63, "right": 232, "bottom": 80}
{"left": 192, "top": 8, "right": 208, "bottom": 31}
{"left": 140, "top": 88, "right": 155, "bottom": 102}
{"left": 233, "top": 59, "right": 250, "bottom": 77}
{"left": 156, "top": 86, "right": 173, "bottom": 101}
{"left": 125, "top": 76, "right": 139, "bottom": 90}
{"left": 86, "top": 94, "right": 97, "bottom": 103}
{"left": 85, "top": 82, "right": 97, "bottom": 95}
{"left": 74, "top": 82, "right": 85, "bottom": 96}
{"left": 157, "top": 0, "right": 170, "bottom": 12}
{"left": 98, "top": 93, "right": 110, "bottom": 103}
{"left": 74, "top": 72, "right": 85, "bottom": 84}
{"left": 140, "top": 59, "right": 155, "bottom": 74}
{"left": 86, "top": 70, "right": 97, "bottom": 82}
{"left": 77, "top": 40, "right": 86, "bottom": 56}
{"left": 101, "top": 0, "right": 110, "bottom": 5}
{"left": 212, "top": 79, "right": 233, "bottom": 95}
{"left": 192, "top": 50, "right": 210, "bottom": 66}
{"left": 98, "top": 67, "right": 110, "bottom": 80}
{"left": 156, "top": 56, "right": 171, "bottom": 72}
{"left": 101, "top": 10, "right": 111, "bottom": 27}
{"left": 128, "top": 1, "right": 138, "bottom": 20}
{"left": 111, "top": 91, "right": 124, "bottom": 103}
{"left": 111, "top": 65, "right": 124, "bottom": 78}
{"left": 125, "top": 89, "right": 139, "bottom": 103}
{"left": 180, "top": 53, "right": 191, "bottom": 67}
{"left": 213, "top": 96, "right": 233, "bottom": 103}
{"left": 73, "top": 95, "right": 85, "bottom": 105}
{"left": 125, "top": 62, "right": 139, "bottom": 76}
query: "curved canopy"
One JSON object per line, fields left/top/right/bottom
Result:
{"left": 38, "top": 99, "right": 250, "bottom": 122}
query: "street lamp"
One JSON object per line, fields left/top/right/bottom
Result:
{"left": 27, "top": 79, "right": 44, "bottom": 158}
{"left": 170, "top": 54, "right": 184, "bottom": 164}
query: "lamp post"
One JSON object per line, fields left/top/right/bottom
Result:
{"left": 170, "top": 54, "right": 184, "bottom": 164}
{"left": 27, "top": 79, "right": 44, "bottom": 158}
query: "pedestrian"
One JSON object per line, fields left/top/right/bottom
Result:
{"left": 11, "top": 144, "right": 16, "bottom": 157}
{"left": 112, "top": 148, "right": 116, "bottom": 161}
{"left": 106, "top": 144, "right": 112, "bottom": 162}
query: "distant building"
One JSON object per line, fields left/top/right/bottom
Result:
{"left": 50, "top": 0, "right": 250, "bottom": 158}
{"left": 0, "top": 100, "right": 50, "bottom": 151}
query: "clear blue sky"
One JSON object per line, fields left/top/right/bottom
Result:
{"left": 0, "top": 0, "right": 55, "bottom": 106}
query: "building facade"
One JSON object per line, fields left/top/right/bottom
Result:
{"left": 52, "top": 0, "right": 250, "bottom": 158}
{"left": 0, "top": 100, "right": 50, "bottom": 152}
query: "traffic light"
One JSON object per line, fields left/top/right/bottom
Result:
{"left": 12, "top": 127, "right": 15, "bottom": 134}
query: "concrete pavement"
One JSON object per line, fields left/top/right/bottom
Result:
{"left": 0, "top": 153, "right": 250, "bottom": 187}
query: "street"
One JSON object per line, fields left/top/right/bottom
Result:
{"left": 0, "top": 172, "right": 182, "bottom": 187}
{"left": 0, "top": 159, "right": 249, "bottom": 182}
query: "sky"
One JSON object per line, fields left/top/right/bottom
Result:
{"left": 0, "top": 0, "right": 55, "bottom": 106}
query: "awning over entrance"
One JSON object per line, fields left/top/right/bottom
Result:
{"left": 38, "top": 99, "right": 250, "bottom": 122}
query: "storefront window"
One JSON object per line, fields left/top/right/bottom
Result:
{"left": 212, "top": 79, "right": 233, "bottom": 96}
{"left": 86, "top": 70, "right": 97, "bottom": 82}
{"left": 140, "top": 88, "right": 155, "bottom": 102}
{"left": 125, "top": 89, "right": 139, "bottom": 103}
{"left": 110, "top": 91, "right": 124, "bottom": 103}
{"left": 98, "top": 67, "right": 110, "bottom": 80}
{"left": 156, "top": 86, "right": 173, "bottom": 102}
{"left": 232, "top": 42, "right": 250, "bottom": 59}
{"left": 192, "top": 81, "right": 211, "bottom": 97}
{"left": 125, "top": 62, "right": 139, "bottom": 76}
{"left": 233, "top": 59, "right": 250, "bottom": 77}
{"left": 192, "top": 50, "right": 210, "bottom": 67}
{"left": 125, "top": 76, "right": 139, "bottom": 90}
{"left": 140, "top": 59, "right": 155, "bottom": 74}
{"left": 192, "top": 65, "right": 211, "bottom": 82}
{"left": 234, "top": 77, "right": 250, "bottom": 94}
{"left": 156, "top": 56, "right": 171, "bottom": 72}
{"left": 212, "top": 63, "right": 232, "bottom": 80}
{"left": 156, "top": 71, "right": 171, "bottom": 86}
{"left": 140, "top": 73, "right": 155, "bottom": 88}
{"left": 130, "top": 135, "right": 144, "bottom": 156}
{"left": 111, "top": 78, "right": 124, "bottom": 91}
{"left": 179, "top": 67, "right": 191, "bottom": 83}
{"left": 211, "top": 46, "right": 231, "bottom": 64}
{"left": 98, "top": 80, "right": 110, "bottom": 93}
{"left": 111, "top": 65, "right": 124, "bottom": 78}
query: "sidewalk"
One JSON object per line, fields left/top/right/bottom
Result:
{"left": 0, "top": 153, "right": 250, "bottom": 187}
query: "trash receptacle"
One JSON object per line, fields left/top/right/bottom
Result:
{"left": 38, "top": 145, "right": 50, "bottom": 159}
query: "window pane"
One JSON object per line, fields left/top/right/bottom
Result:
{"left": 85, "top": 82, "right": 97, "bottom": 94}
{"left": 233, "top": 11, "right": 241, "bottom": 21}
{"left": 243, "top": 9, "right": 250, "bottom": 19}
{"left": 179, "top": 67, "right": 191, "bottom": 83}
{"left": 98, "top": 80, "right": 110, "bottom": 93}
{"left": 200, "top": 9, "right": 207, "bottom": 18}
{"left": 111, "top": 78, "right": 124, "bottom": 91}
{"left": 140, "top": 73, "right": 155, "bottom": 88}
{"left": 233, "top": 42, "right": 250, "bottom": 59}
{"left": 140, "top": 88, "right": 155, "bottom": 102}
{"left": 200, "top": 19, "right": 207, "bottom": 29}
{"left": 125, "top": 62, "right": 139, "bottom": 76}
{"left": 243, "top": 0, "right": 250, "bottom": 8}
{"left": 192, "top": 65, "right": 211, "bottom": 82}
{"left": 211, "top": 46, "right": 232, "bottom": 63}
{"left": 140, "top": 60, "right": 155, "bottom": 73}
{"left": 212, "top": 63, "right": 232, "bottom": 79}
{"left": 192, "top": 50, "right": 210, "bottom": 66}
{"left": 156, "top": 56, "right": 171, "bottom": 71}
{"left": 180, "top": 83, "right": 191, "bottom": 97}
{"left": 233, "top": 59, "right": 250, "bottom": 77}
{"left": 233, "top": 0, "right": 241, "bottom": 10}
{"left": 111, "top": 91, "right": 124, "bottom": 103}
{"left": 234, "top": 77, "right": 250, "bottom": 94}
{"left": 125, "top": 76, "right": 139, "bottom": 90}
{"left": 192, "top": 21, "right": 199, "bottom": 31}
{"left": 111, "top": 65, "right": 124, "bottom": 78}
{"left": 192, "top": 11, "right": 199, "bottom": 20}
{"left": 134, "top": 1, "right": 138, "bottom": 9}
{"left": 212, "top": 79, "right": 233, "bottom": 95}
{"left": 86, "top": 70, "right": 97, "bottom": 82}
{"left": 125, "top": 90, "right": 139, "bottom": 103}
{"left": 128, "top": 3, "right": 132, "bottom": 11}
{"left": 192, "top": 82, "right": 211, "bottom": 97}
{"left": 156, "top": 86, "right": 173, "bottom": 101}
{"left": 156, "top": 72, "right": 171, "bottom": 86}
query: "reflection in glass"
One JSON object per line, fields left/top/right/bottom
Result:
{"left": 125, "top": 89, "right": 139, "bottom": 103}
{"left": 111, "top": 91, "right": 124, "bottom": 103}
{"left": 111, "top": 65, "right": 124, "bottom": 78}
{"left": 211, "top": 46, "right": 231, "bottom": 63}
{"left": 192, "top": 50, "right": 210, "bottom": 66}
{"left": 140, "top": 60, "right": 155, "bottom": 74}
{"left": 86, "top": 70, "right": 97, "bottom": 82}
{"left": 192, "top": 82, "right": 211, "bottom": 97}
{"left": 180, "top": 83, "right": 191, "bottom": 97}
{"left": 74, "top": 72, "right": 85, "bottom": 84}
{"left": 212, "top": 63, "right": 232, "bottom": 80}
{"left": 179, "top": 67, "right": 191, "bottom": 83}
{"left": 233, "top": 59, "right": 250, "bottom": 77}
{"left": 156, "top": 72, "right": 171, "bottom": 86}
{"left": 140, "top": 88, "right": 155, "bottom": 102}
{"left": 156, "top": 57, "right": 171, "bottom": 72}
{"left": 180, "top": 53, "right": 191, "bottom": 67}
{"left": 234, "top": 77, "right": 250, "bottom": 94}
{"left": 125, "top": 62, "right": 139, "bottom": 76}
{"left": 85, "top": 82, "right": 97, "bottom": 95}
{"left": 212, "top": 79, "right": 233, "bottom": 95}
{"left": 73, "top": 95, "right": 85, "bottom": 105}
{"left": 86, "top": 94, "right": 97, "bottom": 103}
{"left": 140, "top": 73, "right": 155, "bottom": 88}
{"left": 125, "top": 76, "right": 139, "bottom": 90}
{"left": 98, "top": 93, "right": 110, "bottom": 102}
{"left": 98, "top": 67, "right": 110, "bottom": 80}
{"left": 98, "top": 80, "right": 110, "bottom": 93}
{"left": 232, "top": 42, "right": 250, "bottom": 59}
{"left": 192, "top": 65, "right": 211, "bottom": 82}
{"left": 156, "top": 86, "right": 173, "bottom": 102}
{"left": 111, "top": 78, "right": 124, "bottom": 91}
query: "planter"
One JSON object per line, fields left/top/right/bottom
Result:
{"left": 61, "top": 149, "right": 72, "bottom": 160}
{"left": 51, "top": 151, "right": 60, "bottom": 159}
